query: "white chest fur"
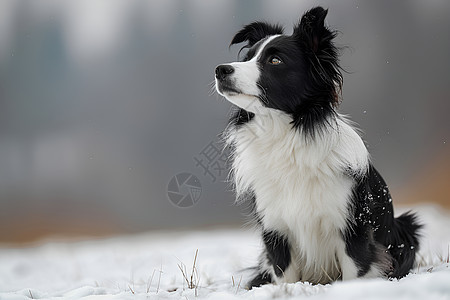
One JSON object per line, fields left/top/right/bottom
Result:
{"left": 227, "top": 110, "right": 369, "bottom": 283}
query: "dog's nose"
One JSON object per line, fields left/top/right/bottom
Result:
{"left": 215, "top": 65, "right": 234, "bottom": 81}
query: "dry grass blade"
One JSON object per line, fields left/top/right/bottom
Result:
{"left": 191, "top": 249, "right": 199, "bottom": 288}
{"left": 178, "top": 249, "right": 200, "bottom": 292}
{"left": 147, "top": 269, "right": 156, "bottom": 293}
{"left": 157, "top": 262, "right": 163, "bottom": 294}
{"left": 178, "top": 263, "right": 190, "bottom": 287}
{"left": 235, "top": 275, "right": 242, "bottom": 294}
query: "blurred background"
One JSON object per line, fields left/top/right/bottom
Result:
{"left": 0, "top": 0, "right": 449, "bottom": 243}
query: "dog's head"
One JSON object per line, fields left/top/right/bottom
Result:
{"left": 215, "top": 7, "right": 343, "bottom": 129}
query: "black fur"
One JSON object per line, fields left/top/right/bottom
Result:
{"left": 248, "top": 230, "right": 291, "bottom": 289}
{"left": 229, "top": 108, "right": 254, "bottom": 128}
{"left": 345, "top": 164, "right": 422, "bottom": 278}
{"left": 248, "top": 271, "right": 272, "bottom": 288}
{"left": 292, "top": 7, "right": 343, "bottom": 109}
{"left": 230, "top": 21, "right": 284, "bottom": 51}
{"left": 388, "top": 213, "right": 422, "bottom": 277}
{"left": 263, "top": 230, "right": 291, "bottom": 277}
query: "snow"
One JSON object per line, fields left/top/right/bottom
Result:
{"left": 0, "top": 205, "right": 449, "bottom": 300}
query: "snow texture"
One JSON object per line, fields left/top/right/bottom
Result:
{"left": 0, "top": 205, "right": 449, "bottom": 300}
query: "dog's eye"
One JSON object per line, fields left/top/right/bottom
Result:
{"left": 269, "top": 56, "right": 283, "bottom": 65}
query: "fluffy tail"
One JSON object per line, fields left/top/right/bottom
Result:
{"left": 389, "top": 211, "right": 422, "bottom": 278}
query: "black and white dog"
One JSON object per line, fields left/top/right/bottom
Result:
{"left": 215, "top": 7, "right": 421, "bottom": 287}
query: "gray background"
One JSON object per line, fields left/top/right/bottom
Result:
{"left": 1, "top": 0, "right": 449, "bottom": 242}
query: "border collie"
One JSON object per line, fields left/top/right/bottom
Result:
{"left": 214, "top": 7, "right": 421, "bottom": 287}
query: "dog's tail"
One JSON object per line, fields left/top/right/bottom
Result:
{"left": 389, "top": 211, "right": 422, "bottom": 278}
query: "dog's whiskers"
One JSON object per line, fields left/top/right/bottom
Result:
{"left": 208, "top": 80, "right": 218, "bottom": 96}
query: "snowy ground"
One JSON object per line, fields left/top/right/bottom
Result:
{"left": 1, "top": 205, "right": 449, "bottom": 300}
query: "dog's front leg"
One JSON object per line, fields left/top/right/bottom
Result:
{"left": 262, "top": 230, "right": 292, "bottom": 279}
{"left": 248, "top": 229, "right": 297, "bottom": 288}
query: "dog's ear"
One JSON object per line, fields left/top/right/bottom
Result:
{"left": 293, "top": 7, "right": 343, "bottom": 106}
{"left": 230, "top": 22, "right": 283, "bottom": 48}
{"left": 293, "top": 7, "right": 334, "bottom": 53}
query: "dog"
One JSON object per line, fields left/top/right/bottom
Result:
{"left": 214, "top": 7, "right": 422, "bottom": 287}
